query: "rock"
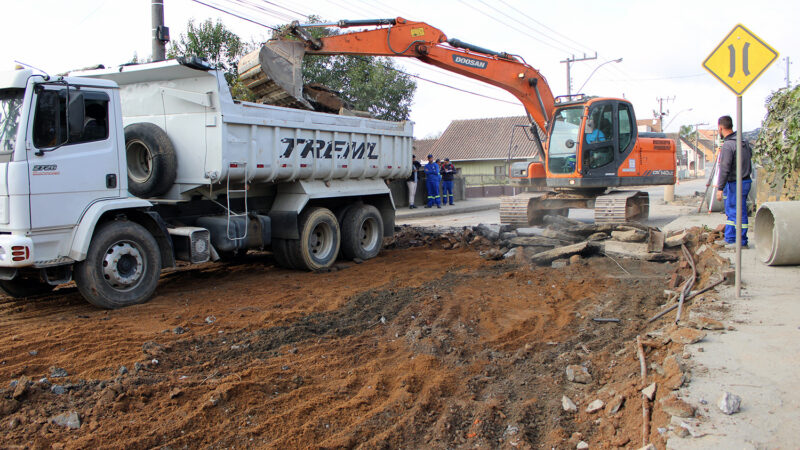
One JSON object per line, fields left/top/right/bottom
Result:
{"left": 142, "top": 341, "right": 165, "bottom": 356}
{"left": 586, "top": 232, "right": 609, "bottom": 241}
{"left": 585, "top": 399, "right": 604, "bottom": 413}
{"left": 0, "top": 398, "right": 20, "bottom": 415}
{"left": 647, "top": 230, "right": 665, "bottom": 253}
{"left": 543, "top": 214, "right": 584, "bottom": 228}
{"left": 51, "top": 385, "right": 66, "bottom": 395}
{"left": 694, "top": 244, "right": 709, "bottom": 255}
{"left": 660, "top": 396, "right": 695, "bottom": 418}
{"left": 717, "top": 391, "right": 741, "bottom": 415}
{"left": 49, "top": 367, "right": 68, "bottom": 378}
{"left": 169, "top": 388, "right": 184, "bottom": 399}
{"left": 642, "top": 383, "right": 657, "bottom": 401}
{"left": 569, "top": 254, "right": 581, "bottom": 265}
{"left": 205, "top": 315, "right": 217, "bottom": 324}
{"left": 508, "top": 236, "right": 563, "bottom": 248}
{"left": 606, "top": 395, "right": 625, "bottom": 414}
{"left": 691, "top": 316, "right": 725, "bottom": 330}
{"left": 48, "top": 411, "right": 80, "bottom": 429}
{"left": 500, "top": 232, "right": 516, "bottom": 240}
{"left": 28, "top": 350, "right": 38, "bottom": 356}
{"left": 665, "top": 230, "right": 690, "bottom": 247}
{"left": 8, "top": 417, "right": 20, "bottom": 429}
{"left": 481, "top": 248, "right": 505, "bottom": 260}
{"left": 551, "top": 259, "right": 568, "bottom": 268}
{"left": 532, "top": 242, "right": 589, "bottom": 265}
{"left": 118, "top": 366, "right": 128, "bottom": 375}
{"left": 12, "top": 375, "right": 29, "bottom": 399}
{"left": 173, "top": 326, "right": 187, "bottom": 334}
{"left": 670, "top": 328, "right": 706, "bottom": 344}
{"left": 600, "top": 241, "right": 676, "bottom": 261}
{"left": 561, "top": 395, "right": 577, "bottom": 412}
{"left": 577, "top": 441, "right": 589, "bottom": 449}
{"left": 668, "top": 273, "right": 683, "bottom": 289}
{"left": 611, "top": 228, "right": 647, "bottom": 242}
{"left": 475, "top": 223, "right": 501, "bottom": 240}
{"left": 565, "top": 365, "right": 592, "bottom": 384}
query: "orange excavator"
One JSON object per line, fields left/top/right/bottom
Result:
{"left": 240, "top": 17, "right": 676, "bottom": 225}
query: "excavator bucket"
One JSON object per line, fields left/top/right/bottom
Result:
{"left": 238, "top": 40, "right": 312, "bottom": 109}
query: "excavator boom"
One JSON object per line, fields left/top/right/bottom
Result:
{"left": 241, "top": 18, "right": 554, "bottom": 138}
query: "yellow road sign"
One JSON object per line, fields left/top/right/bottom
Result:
{"left": 703, "top": 24, "right": 778, "bottom": 96}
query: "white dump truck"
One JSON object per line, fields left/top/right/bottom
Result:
{"left": 0, "top": 57, "right": 412, "bottom": 308}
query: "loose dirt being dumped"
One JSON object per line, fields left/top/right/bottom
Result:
{"left": 0, "top": 226, "right": 728, "bottom": 449}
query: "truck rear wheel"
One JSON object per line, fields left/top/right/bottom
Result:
{"left": 0, "top": 276, "right": 55, "bottom": 298}
{"left": 124, "top": 123, "right": 177, "bottom": 198}
{"left": 340, "top": 204, "right": 383, "bottom": 261}
{"left": 74, "top": 220, "right": 162, "bottom": 309}
{"left": 286, "top": 207, "right": 340, "bottom": 271}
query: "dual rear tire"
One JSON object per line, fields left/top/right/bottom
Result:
{"left": 273, "top": 204, "right": 384, "bottom": 271}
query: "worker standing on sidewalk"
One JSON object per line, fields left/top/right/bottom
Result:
{"left": 715, "top": 115, "right": 752, "bottom": 248}
{"left": 424, "top": 154, "right": 442, "bottom": 208}
{"left": 406, "top": 154, "right": 422, "bottom": 209}
{"left": 441, "top": 158, "right": 456, "bottom": 205}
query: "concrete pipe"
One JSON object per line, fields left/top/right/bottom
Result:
{"left": 754, "top": 201, "right": 800, "bottom": 266}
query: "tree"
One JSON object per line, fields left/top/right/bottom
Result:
{"left": 168, "top": 19, "right": 252, "bottom": 87}
{"left": 276, "top": 18, "right": 417, "bottom": 121}
{"left": 679, "top": 124, "right": 697, "bottom": 141}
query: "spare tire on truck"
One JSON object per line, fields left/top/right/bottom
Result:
{"left": 124, "top": 123, "right": 177, "bottom": 198}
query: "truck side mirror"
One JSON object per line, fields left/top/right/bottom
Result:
{"left": 67, "top": 91, "right": 85, "bottom": 139}
{"left": 565, "top": 138, "right": 575, "bottom": 148}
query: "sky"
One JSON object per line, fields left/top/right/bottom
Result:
{"left": 3, "top": 0, "right": 798, "bottom": 139}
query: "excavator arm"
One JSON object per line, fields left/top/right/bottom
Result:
{"left": 243, "top": 17, "right": 554, "bottom": 139}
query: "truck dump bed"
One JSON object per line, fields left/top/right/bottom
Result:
{"left": 79, "top": 60, "right": 413, "bottom": 198}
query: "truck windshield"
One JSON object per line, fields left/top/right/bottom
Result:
{"left": 548, "top": 106, "right": 582, "bottom": 174}
{"left": 0, "top": 89, "right": 24, "bottom": 154}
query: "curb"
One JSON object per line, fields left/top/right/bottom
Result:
{"left": 396, "top": 202, "right": 500, "bottom": 220}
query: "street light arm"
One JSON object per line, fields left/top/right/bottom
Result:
{"left": 576, "top": 58, "right": 622, "bottom": 94}
{"left": 664, "top": 108, "right": 694, "bottom": 131}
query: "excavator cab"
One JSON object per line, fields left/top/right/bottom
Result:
{"left": 545, "top": 97, "right": 638, "bottom": 187}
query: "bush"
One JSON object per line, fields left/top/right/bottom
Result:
{"left": 754, "top": 85, "right": 800, "bottom": 180}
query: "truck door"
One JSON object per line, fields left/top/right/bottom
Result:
{"left": 27, "top": 85, "right": 120, "bottom": 230}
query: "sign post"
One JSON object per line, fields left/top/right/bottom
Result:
{"left": 702, "top": 24, "right": 778, "bottom": 298}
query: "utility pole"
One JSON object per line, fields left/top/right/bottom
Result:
{"left": 784, "top": 57, "right": 792, "bottom": 88}
{"left": 561, "top": 53, "right": 597, "bottom": 96}
{"left": 653, "top": 96, "right": 674, "bottom": 132}
{"left": 692, "top": 122, "right": 709, "bottom": 178}
{"left": 151, "top": 0, "right": 170, "bottom": 62}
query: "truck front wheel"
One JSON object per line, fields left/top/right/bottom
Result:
{"left": 74, "top": 220, "right": 162, "bottom": 309}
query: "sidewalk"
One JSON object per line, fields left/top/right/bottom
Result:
{"left": 395, "top": 196, "right": 500, "bottom": 220}
{"left": 664, "top": 212, "right": 800, "bottom": 448}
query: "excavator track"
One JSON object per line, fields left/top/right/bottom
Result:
{"left": 594, "top": 190, "right": 649, "bottom": 223}
{"left": 499, "top": 192, "right": 548, "bottom": 227}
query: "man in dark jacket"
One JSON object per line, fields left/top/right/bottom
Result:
{"left": 715, "top": 115, "right": 752, "bottom": 247}
{"left": 424, "top": 154, "right": 441, "bottom": 208}
{"left": 406, "top": 154, "right": 422, "bottom": 208}
{"left": 441, "top": 158, "right": 456, "bottom": 205}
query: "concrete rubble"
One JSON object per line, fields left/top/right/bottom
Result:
{"left": 717, "top": 391, "right": 741, "bottom": 415}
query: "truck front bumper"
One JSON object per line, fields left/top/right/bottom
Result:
{"left": 0, "top": 235, "right": 34, "bottom": 267}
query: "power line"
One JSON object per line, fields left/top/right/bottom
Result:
{"left": 457, "top": 0, "right": 573, "bottom": 55}
{"left": 477, "top": 0, "right": 585, "bottom": 56}
{"left": 496, "top": 0, "right": 595, "bottom": 55}
{"left": 189, "top": 0, "right": 280, "bottom": 30}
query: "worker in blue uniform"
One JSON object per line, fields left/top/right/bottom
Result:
{"left": 441, "top": 158, "right": 456, "bottom": 205}
{"left": 424, "top": 154, "right": 442, "bottom": 208}
{"left": 715, "top": 115, "right": 752, "bottom": 248}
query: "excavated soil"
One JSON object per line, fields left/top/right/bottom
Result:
{"left": 0, "top": 236, "right": 722, "bottom": 449}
